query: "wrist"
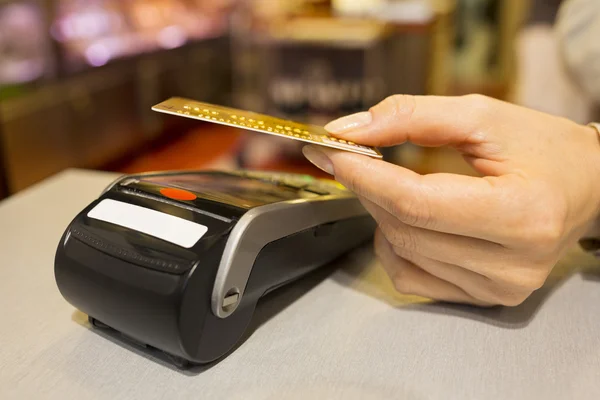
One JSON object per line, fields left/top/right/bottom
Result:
{"left": 581, "top": 123, "right": 600, "bottom": 239}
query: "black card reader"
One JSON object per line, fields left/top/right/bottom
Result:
{"left": 54, "top": 170, "right": 376, "bottom": 365}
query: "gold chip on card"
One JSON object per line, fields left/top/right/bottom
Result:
{"left": 151, "top": 97, "right": 383, "bottom": 159}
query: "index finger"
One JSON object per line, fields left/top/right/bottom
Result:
{"left": 304, "top": 145, "right": 519, "bottom": 243}
{"left": 324, "top": 94, "right": 496, "bottom": 148}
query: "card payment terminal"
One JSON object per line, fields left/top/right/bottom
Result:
{"left": 54, "top": 170, "right": 376, "bottom": 365}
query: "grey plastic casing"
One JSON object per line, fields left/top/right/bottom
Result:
{"left": 211, "top": 194, "right": 368, "bottom": 317}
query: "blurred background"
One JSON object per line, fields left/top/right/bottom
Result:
{"left": 0, "top": 0, "right": 589, "bottom": 200}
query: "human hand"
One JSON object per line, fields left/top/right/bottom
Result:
{"left": 302, "top": 95, "right": 600, "bottom": 306}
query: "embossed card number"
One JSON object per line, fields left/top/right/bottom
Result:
{"left": 152, "top": 97, "right": 383, "bottom": 159}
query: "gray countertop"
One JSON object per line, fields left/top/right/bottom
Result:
{"left": 1, "top": 169, "right": 600, "bottom": 399}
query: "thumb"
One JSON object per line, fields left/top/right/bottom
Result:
{"left": 324, "top": 94, "right": 491, "bottom": 148}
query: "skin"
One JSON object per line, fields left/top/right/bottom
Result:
{"left": 302, "top": 94, "right": 600, "bottom": 307}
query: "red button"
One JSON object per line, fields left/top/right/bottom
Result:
{"left": 160, "top": 187, "right": 197, "bottom": 201}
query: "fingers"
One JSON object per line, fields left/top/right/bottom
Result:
{"left": 357, "top": 196, "right": 508, "bottom": 275}
{"left": 324, "top": 94, "right": 495, "bottom": 148}
{"left": 304, "top": 144, "right": 515, "bottom": 242}
{"left": 394, "top": 249, "right": 532, "bottom": 307}
{"left": 376, "top": 229, "right": 530, "bottom": 307}
{"left": 368, "top": 203, "right": 539, "bottom": 306}
{"left": 360, "top": 197, "right": 547, "bottom": 294}
{"left": 374, "top": 229, "right": 491, "bottom": 306}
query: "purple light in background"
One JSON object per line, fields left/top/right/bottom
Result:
{"left": 157, "top": 25, "right": 187, "bottom": 49}
{"left": 85, "top": 43, "right": 111, "bottom": 67}
{"left": 51, "top": 8, "right": 124, "bottom": 42}
{"left": 0, "top": 3, "right": 47, "bottom": 84}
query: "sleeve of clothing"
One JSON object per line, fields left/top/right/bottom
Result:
{"left": 514, "top": 25, "right": 594, "bottom": 125}
{"left": 555, "top": 0, "right": 600, "bottom": 105}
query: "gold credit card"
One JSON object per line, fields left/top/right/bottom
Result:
{"left": 151, "top": 97, "right": 382, "bottom": 159}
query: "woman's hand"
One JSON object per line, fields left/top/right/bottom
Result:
{"left": 302, "top": 94, "right": 600, "bottom": 306}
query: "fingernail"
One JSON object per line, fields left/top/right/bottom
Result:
{"left": 302, "top": 146, "right": 334, "bottom": 175}
{"left": 324, "top": 111, "right": 372, "bottom": 134}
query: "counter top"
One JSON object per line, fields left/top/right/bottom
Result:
{"left": 1, "top": 169, "right": 600, "bottom": 399}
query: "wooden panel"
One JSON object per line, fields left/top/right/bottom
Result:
{"left": 0, "top": 87, "right": 79, "bottom": 193}
{"left": 0, "top": 117, "right": 8, "bottom": 199}
{"left": 67, "top": 64, "right": 143, "bottom": 168}
{"left": 0, "top": 62, "right": 144, "bottom": 193}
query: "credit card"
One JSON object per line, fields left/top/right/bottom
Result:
{"left": 152, "top": 97, "right": 383, "bottom": 159}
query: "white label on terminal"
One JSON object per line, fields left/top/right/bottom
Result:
{"left": 87, "top": 199, "right": 208, "bottom": 248}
